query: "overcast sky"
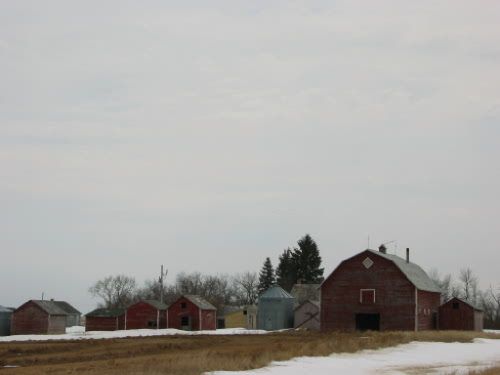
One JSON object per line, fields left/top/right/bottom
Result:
{"left": 1, "top": 1, "right": 499, "bottom": 313}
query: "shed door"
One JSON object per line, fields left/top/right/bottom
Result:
{"left": 355, "top": 313, "right": 380, "bottom": 331}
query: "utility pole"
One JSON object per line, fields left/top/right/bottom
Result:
{"left": 159, "top": 265, "right": 168, "bottom": 304}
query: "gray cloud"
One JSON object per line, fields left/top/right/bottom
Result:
{"left": 1, "top": 1, "right": 499, "bottom": 312}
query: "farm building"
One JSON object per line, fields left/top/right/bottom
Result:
{"left": 439, "top": 297, "right": 484, "bottom": 331}
{"left": 218, "top": 305, "right": 257, "bottom": 329}
{"left": 53, "top": 301, "right": 81, "bottom": 327}
{"left": 167, "top": 295, "right": 216, "bottom": 331}
{"left": 257, "top": 285, "right": 295, "bottom": 331}
{"left": 321, "top": 247, "right": 441, "bottom": 331}
{"left": 125, "top": 300, "right": 168, "bottom": 329}
{"left": 294, "top": 300, "right": 320, "bottom": 330}
{"left": 0, "top": 306, "right": 14, "bottom": 336}
{"left": 11, "top": 300, "right": 68, "bottom": 335}
{"left": 290, "top": 283, "right": 320, "bottom": 307}
{"left": 85, "top": 308, "right": 125, "bottom": 331}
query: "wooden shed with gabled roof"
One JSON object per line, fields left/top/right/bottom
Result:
{"left": 52, "top": 301, "right": 81, "bottom": 327}
{"left": 11, "top": 300, "right": 68, "bottom": 335}
{"left": 321, "top": 247, "right": 442, "bottom": 331}
{"left": 85, "top": 308, "right": 125, "bottom": 331}
{"left": 167, "top": 295, "right": 216, "bottom": 331}
{"left": 439, "top": 297, "right": 484, "bottom": 331}
{"left": 125, "top": 300, "right": 168, "bottom": 330}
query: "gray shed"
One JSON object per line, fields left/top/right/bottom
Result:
{"left": 53, "top": 301, "right": 81, "bottom": 327}
{"left": 257, "top": 286, "right": 295, "bottom": 331}
{"left": 0, "top": 306, "right": 13, "bottom": 336}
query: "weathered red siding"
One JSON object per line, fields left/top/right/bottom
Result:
{"left": 417, "top": 290, "right": 440, "bottom": 330}
{"left": 11, "top": 301, "right": 65, "bottom": 335}
{"left": 439, "top": 298, "right": 483, "bottom": 331}
{"left": 85, "top": 316, "right": 125, "bottom": 331}
{"left": 125, "top": 302, "right": 166, "bottom": 330}
{"left": 321, "top": 251, "right": 416, "bottom": 331}
{"left": 167, "top": 297, "right": 216, "bottom": 331}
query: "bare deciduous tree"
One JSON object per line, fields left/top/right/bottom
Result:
{"left": 89, "top": 275, "right": 137, "bottom": 309}
{"left": 233, "top": 272, "right": 259, "bottom": 305}
{"left": 459, "top": 268, "right": 478, "bottom": 303}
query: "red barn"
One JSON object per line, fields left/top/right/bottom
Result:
{"left": 85, "top": 308, "right": 125, "bottom": 331}
{"left": 11, "top": 300, "right": 68, "bottom": 335}
{"left": 439, "top": 297, "right": 483, "bottom": 331}
{"left": 167, "top": 295, "right": 216, "bottom": 331}
{"left": 321, "top": 247, "right": 441, "bottom": 331}
{"left": 125, "top": 300, "right": 167, "bottom": 329}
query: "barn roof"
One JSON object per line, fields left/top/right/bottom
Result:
{"left": 86, "top": 308, "right": 125, "bottom": 317}
{"left": 142, "top": 300, "right": 168, "bottom": 310}
{"left": 184, "top": 295, "right": 216, "bottom": 310}
{"left": 290, "top": 284, "right": 320, "bottom": 305}
{"left": 366, "top": 250, "right": 442, "bottom": 293}
{"left": 260, "top": 285, "right": 294, "bottom": 300}
{"left": 53, "top": 301, "right": 81, "bottom": 315}
{"left": 31, "top": 300, "right": 68, "bottom": 315}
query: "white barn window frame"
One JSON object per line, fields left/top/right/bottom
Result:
{"left": 360, "top": 289, "right": 376, "bottom": 304}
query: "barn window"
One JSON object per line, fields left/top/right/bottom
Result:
{"left": 243, "top": 310, "right": 248, "bottom": 315}
{"left": 362, "top": 257, "right": 374, "bottom": 269}
{"left": 452, "top": 302, "right": 459, "bottom": 310}
{"left": 181, "top": 302, "right": 187, "bottom": 309}
{"left": 148, "top": 320, "right": 157, "bottom": 328}
{"left": 181, "top": 316, "right": 189, "bottom": 326}
{"left": 360, "top": 289, "right": 376, "bottom": 304}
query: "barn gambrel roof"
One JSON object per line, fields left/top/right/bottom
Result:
{"left": 366, "top": 250, "right": 441, "bottom": 293}
{"left": 322, "top": 249, "right": 442, "bottom": 294}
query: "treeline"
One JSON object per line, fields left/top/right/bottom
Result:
{"left": 88, "top": 235, "right": 500, "bottom": 329}
{"left": 89, "top": 234, "right": 324, "bottom": 312}
{"left": 429, "top": 268, "right": 500, "bottom": 329}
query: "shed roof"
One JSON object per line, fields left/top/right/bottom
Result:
{"left": 53, "top": 301, "right": 81, "bottom": 315}
{"left": 86, "top": 308, "right": 125, "bottom": 317}
{"left": 444, "top": 297, "right": 483, "bottom": 312}
{"left": 259, "top": 285, "right": 294, "bottom": 300}
{"left": 30, "top": 300, "right": 68, "bottom": 315}
{"left": 142, "top": 300, "right": 168, "bottom": 310}
{"left": 366, "top": 250, "right": 441, "bottom": 293}
{"left": 183, "top": 295, "right": 217, "bottom": 310}
{"left": 0, "top": 305, "right": 13, "bottom": 313}
{"left": 290, "top": 284, "right": 320, "bottom": 304}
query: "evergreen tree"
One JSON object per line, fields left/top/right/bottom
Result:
{"left": 258, "top": 257, "right": 275, "bottom": 294}
{"left": 292, "top": 234, "right": 324, "bottom": 283}
{"left": 276, "top": 248, "right": 297, "bottom": 292}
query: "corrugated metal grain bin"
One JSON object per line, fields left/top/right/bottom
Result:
{"left": 257, "top": 286, "right": 295, "bottom": 331}
{"left": 0, "top": 306, "right": 13, "bottom": 336}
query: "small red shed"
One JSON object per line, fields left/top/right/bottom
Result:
{"left": 167, "top": 295, "right": 216, "bottom": 331}
{"left": 439, "top": 297, "right": 483, "bottom": 331}
{"left": 11, "top": 300, "right": 68, "bottom": 335}
{"left": 85, "top": 308, "right": 125, "bottom": 331}
{"left": 321, "top": 247, "right": 442, "bottom": 331}
{"left": 125, "top": 300, "right": 167, "bottom": 330}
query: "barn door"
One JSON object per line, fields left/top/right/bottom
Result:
{"left": 355, "top": 313, "right": 380, "bottom": 331}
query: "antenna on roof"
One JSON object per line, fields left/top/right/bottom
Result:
{"left": 367, "top": 235, "right": 370, "bottom": 249}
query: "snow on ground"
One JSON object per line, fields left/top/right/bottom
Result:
{"left": 0, "top": 327, "right": 268, "bottom": 342}
{"left": 209, "top": 339, "right": 500, "bottom": 375}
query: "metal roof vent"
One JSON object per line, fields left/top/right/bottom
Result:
{"left": 378, "top": 244, "right": 387, "bottom": 254}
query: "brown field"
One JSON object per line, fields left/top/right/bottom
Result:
{"left": 0, "top": 330, "right": 498, "bottom": 375}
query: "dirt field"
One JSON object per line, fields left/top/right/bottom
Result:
{"left": 0, "top": 331, "right": 498, "bottom": 375}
